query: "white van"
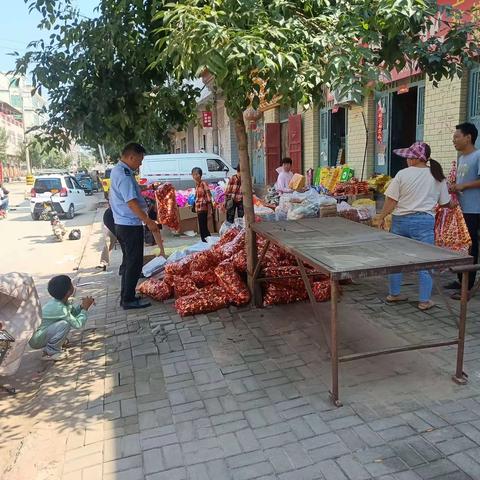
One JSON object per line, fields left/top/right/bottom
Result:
{"left": 139, "top": 153, "right": 236, "bottom": 189}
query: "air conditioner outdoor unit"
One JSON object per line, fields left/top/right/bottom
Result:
{"left": 332, "top": 87, "right": 360, "bottom": 106}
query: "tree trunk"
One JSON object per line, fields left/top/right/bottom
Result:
{"left": 234, "top": 113, "right": 260, "bottom": 304}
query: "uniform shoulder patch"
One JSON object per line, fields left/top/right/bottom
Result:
{"left": 124, "top": 168, "right": 131, "bottom": 176}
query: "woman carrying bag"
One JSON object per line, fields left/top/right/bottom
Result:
{"left": 375, "top": 142, "right": 452, "bottom": 311}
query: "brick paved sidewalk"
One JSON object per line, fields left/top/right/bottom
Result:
{"left": 3, "top": 216, "right": 480, "bottom": 480}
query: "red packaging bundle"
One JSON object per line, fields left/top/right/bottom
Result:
{"left": 217, "top": 230, "right": 245, "bottom": 259}
{"left": 435, "top": 205, "right": 472, "bottom": 254}
{"left": 173, "top": 276, "right": 198, "bottom": 298}
{"left": 214, "top": 228, "right": 241, "bottom": 251}
{"left": 155, "top": 183, "right": 179, "bottom": 230}
{"left": 164, "top": 255, "right": 194, "bottom": 276}
{"left": 137, "top": 279, "right": 172, "bottom": 302}
{"left": 190, "top": 270, "right": 218, "bottom": 287}
{"left": 263, "top": 284, "right": 308, "bottom": 306}
{"left": 215, "top": 262, "right": 251, "bottom": 306}
{"left": 175, "top": 285, "right": 229, "bottom": 316}
{"left": 263, "top": 266, "right": 306, "bottom": 290}
{"left": 190, "top": 250, "right": 221, "bottom": 271}
{"left": 312, "top": 280, "right": 331, "bottom": 302}
{"left": 232, "top": 250, "right": 247, "bottom": 272}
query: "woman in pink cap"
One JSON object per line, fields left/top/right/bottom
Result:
{"left": 375, "top": 142, "right": 451, "bottom": 310}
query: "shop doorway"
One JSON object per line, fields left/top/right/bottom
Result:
{"left": 330, "top": 108, "right": 346, "bottom": 165}
{"left": 390, "top": 88, "right": 418, "bottom": 176}
{"left": 374, "top": 82, "right": 425, "bottom": 176}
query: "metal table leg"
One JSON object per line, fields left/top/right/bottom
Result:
{"left": 329, "top": 279, "right": 342, "bottom": 407}
{"left": 453, "top": 271, "right": 469, "bottom": 385}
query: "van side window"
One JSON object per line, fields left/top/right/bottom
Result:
{"left": 65, "top": 177, "right": 73, "bottom": 189}
{"left": 207, "top": 159, "right": 225, "bottom": 172}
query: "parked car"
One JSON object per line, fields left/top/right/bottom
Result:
{"left": 75, "top": 174, "right": 95, "bottom": 195}
{"left": 30, "top": 174, "right": 87, "bottom": 220}
{"left": 138, "top": 153, "right": 235, "bottom": 189}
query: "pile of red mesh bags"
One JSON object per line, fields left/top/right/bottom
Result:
{"left": 156, "top": 183, "right": 179, "bottom": 230}
{"left": 175, "top": 286, "right": 229, "bottom": 316}
{"left": 262, "top": 266, "right": 308, "bottom": 306}
{"left": 215, "top": 262, "right": 251, "bottom": 306}
{"left": 190, "top": 270, "right": 218, "bottom": 287}
{"left": 137, "top": 279, "right": 172, "bottom": 302}
{"left": 312, "top": 279, "right": 331, "bottom": 302}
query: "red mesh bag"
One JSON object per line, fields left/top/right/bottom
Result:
{"left": 215, "top": 262, "right": 250, "bottom": 306}
{"left": 435, "top": 205, "right": 472, "bottom": 254}
{"left": 164, "top": 255, "right": 194, "bottom": 276}
{"left": 214, "top": 228, "right": 241, "bottom": 251}
{"left": 232, "top": 250, "right": 247, "bottom": 272}
{"left": 173, "top": 276, "right": 198, "bottom": 298}
{"left": 263, "top": 284, "right": 308, "bottom": 306}
{"left": 312, "top": 280, "right": 331, "bottom": 302}
{"left": 163, "top": 274, "right": 175, "bottom": 287}
{"left": 190, "top": 250, "right": 221, "bottom": 271}
{"left": 190, "top": 270, "right": 218, "bottom": 287}
{"left": 217, "top": 230, "right": 245, "bottom": 259}
{"left": 137, "top": 279, "right": 172, "bottom": 302}
{"left": 175, "top": 285, "right": 229, "bottom": 316}
{"left": 263, "top": 266, "right": 306, "bottom": 290}
{"left": 155, "top": 183, "right": 179, "bottom": 230}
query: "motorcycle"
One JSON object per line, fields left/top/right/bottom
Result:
{"left": 40, "top": 192, "right": 67, "bottom": 241}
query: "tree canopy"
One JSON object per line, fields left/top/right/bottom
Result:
{"left": 16, "top": 0, "right": 201, "bottom": 156}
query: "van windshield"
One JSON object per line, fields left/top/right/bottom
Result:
{"left": 34, "top": 178, "right": 62, "bottom": 193}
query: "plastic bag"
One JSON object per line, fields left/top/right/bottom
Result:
{"left": 175, "top": 285, "right": 229, "bottom": 316}
{"left": 219, "top": 221, "right": 234, "bottom": 237}
{"left": 435, "top": 205, "right": 472, "bottom": 254}
{"left": 217, "top": 230, "right": 245, "bottom": 259}
{"left": 215, "top": 262, "right": 251, "bottom": 306}
{"left": 142, "top": 256, "right": 167, "bottom": 278}
{"left": 156, "top": 183, "right": 179, "bottom": 230}
{"left": 287, "top": 201, "right": 319, "bottom": 220}
{"left": 137, "top": 279, "right": 172, "bottom": 302}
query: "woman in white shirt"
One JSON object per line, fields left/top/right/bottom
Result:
{"left": 375, "top": 142, "right": 451, "bottom": 311}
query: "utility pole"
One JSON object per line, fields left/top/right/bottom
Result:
{"left": 212, "top": 85, "right": 219, "bottom": 155}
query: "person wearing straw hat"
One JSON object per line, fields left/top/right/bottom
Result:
{"left": 374, "top": 142, "right": 452, "bottom": 311}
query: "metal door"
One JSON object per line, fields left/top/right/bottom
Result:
{"left": 319, "top": 109, "right": 330, "bottom": 166}
{"left": 416, "top": 84, "right": 425, "bottom": 142}
{"left": 468, "top": 67, "right": 480, "bottom": 148}
{"left": 288, "top": 114, "right": 302, "bottom": 173}
{"left": 374, "top": 91, "right": 391, "bottom": 175}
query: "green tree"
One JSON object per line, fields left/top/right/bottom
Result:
{"left": 22, "top": 137, "right": 72, "bottom": 170}
{"left": 159, "top": 0, "right": 479, "bottom": 290}
{"left": 16, "top": 0, "right": 200, "bottom": 155}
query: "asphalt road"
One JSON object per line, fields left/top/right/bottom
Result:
{"left": 0, "top": 182, "right": 103, "bottom": 301}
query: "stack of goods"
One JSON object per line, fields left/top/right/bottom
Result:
{"left": 138, "top": 227, "right": 332, "bottom": 316}
{"left": 337, "top": 201, "right": 374, "bottom": 224}
{"left": 367, "top": 174, "right": 392, "bottom": 194}
{"left": 288, "top": 174, "right": 306, "bottom": 192}
{"left": 332, "top": 179, "right": 369, "bottom": 196}
{"left": 155, "top": 184, "right": 179, "bottom": 230}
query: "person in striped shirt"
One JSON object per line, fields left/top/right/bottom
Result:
{"left": 224, "top": 165, "right": 244, "bottom": 224}
{"left": 192, "top": 167, "right": 213, "bottom": 242}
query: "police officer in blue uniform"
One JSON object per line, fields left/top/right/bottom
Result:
{"left": 110, "top": 143, "right": 160, "bottom": 309}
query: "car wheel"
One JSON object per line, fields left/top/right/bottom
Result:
{"left": 66, "top": 204, "right": 75, "bottom": 219}
{"left": 31, "top": 212, "right": 40, "bottom": 221}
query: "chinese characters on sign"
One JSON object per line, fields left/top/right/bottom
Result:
{"left": 376, "top": 101, "right": 384, "bottom": 144}
{"left": 202, "top": 111, "right": 213, "bottom": 128}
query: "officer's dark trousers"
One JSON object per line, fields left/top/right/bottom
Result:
{"left": 115, "top": 225, "right": 144, "bottom": 303}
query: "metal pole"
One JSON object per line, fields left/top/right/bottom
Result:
{"left": 330, "top": 279, "right": 342, "bottom": 407}
{"left": 453, "top": 271, "right": 469, "bottom": 385}
{"left": 212, "top": 86, "right": 219, "bottom": 155}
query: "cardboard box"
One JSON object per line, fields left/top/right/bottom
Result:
{"left": 178, "top": 205, "right": 197, "bottom": 221}
{"left": 178, "top": 213, "right": 218, "bottom": 234}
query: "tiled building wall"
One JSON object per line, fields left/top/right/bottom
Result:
{"left": 302, "top": 106, "right": 319, "bottom": 172}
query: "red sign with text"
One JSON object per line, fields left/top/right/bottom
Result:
{"left": 202, "top": 111, "right": 213, "bottom": 128}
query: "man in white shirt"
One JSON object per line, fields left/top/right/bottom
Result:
{"left": 275, "top": 157, "right": 294, "bottom": 194}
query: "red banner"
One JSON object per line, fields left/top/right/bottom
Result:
{"left": 376, "top": 101, "right": 384, "bottom": 144}
{"left": 202, "top": 111, "right": 213, "bottom": 128}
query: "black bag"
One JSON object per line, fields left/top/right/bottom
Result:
{"left": 69, "top": 229, "right": 81, "bottom": 240}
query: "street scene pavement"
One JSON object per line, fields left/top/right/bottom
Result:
{"left": 2, "top": 183, "right": 480, "bottom": 480}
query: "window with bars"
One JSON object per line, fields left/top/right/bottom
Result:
{"left": 470, "top": 69, "right": 480, "bottom": 119}
{"left": 320, "top": 111, "right": 328, "bottom": 139}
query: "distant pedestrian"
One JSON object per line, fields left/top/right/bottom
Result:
{"left": 29, "top": 275, "right": 95, "bottom": 361}
{"left": 275, "top": 157, "right": 294, "bottom": 194}
{"left": 447, "top": 122, "right": 480, "bottom": 298}
{"left": 192, "top": 167, "right": 213, "bottom": 242}
{"left": 224, "top": 165, "right": 244, "bottom": 224}
{"left": 0, "top": 183, "right": 9, "bottom": 212}
{"left": 110, "top": 143, "right": 160, "bottom": 309}
{"left": 374, "top": 142, "right": 451, "bottom": 311}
